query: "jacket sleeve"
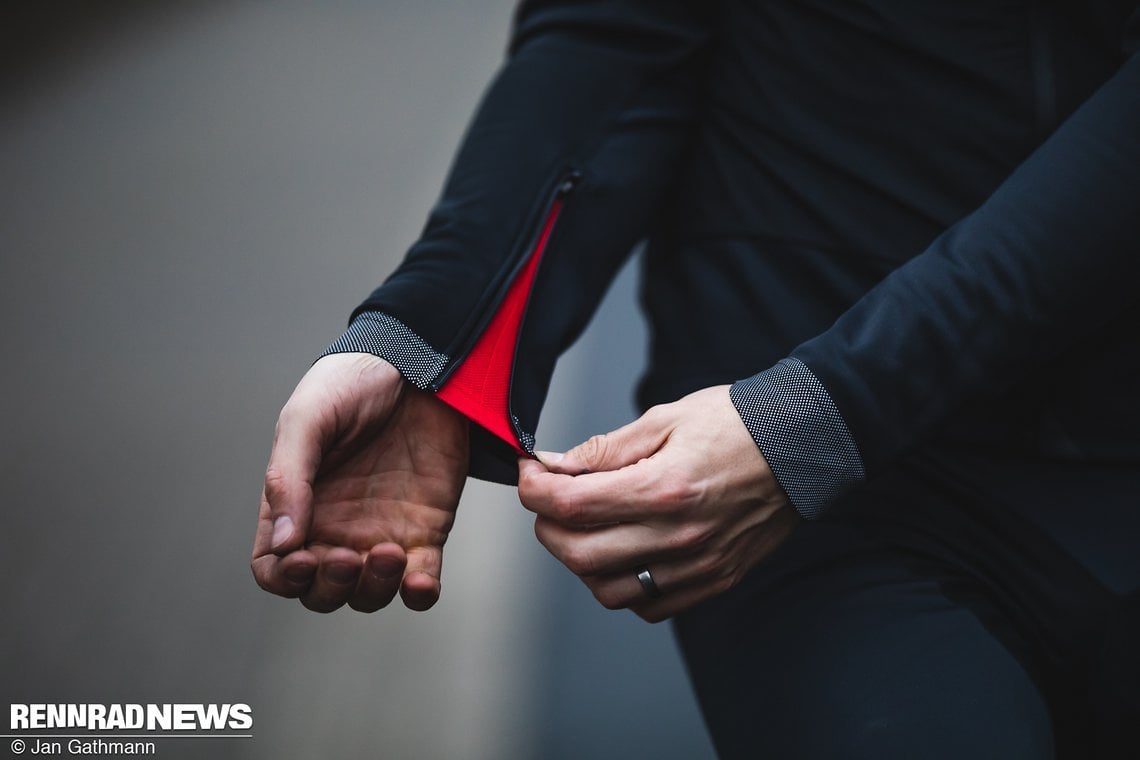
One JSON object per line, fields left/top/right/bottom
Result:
{"left": 733, "top": 11, "right": 1140, "bottom": 518}
{"left": 322, "top": 1, "right": 713, "bottom": 483}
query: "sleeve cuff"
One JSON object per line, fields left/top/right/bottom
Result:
{"left": 730, "top": 358, "right": 865, "bottom": 520}
{"left": 319, "top": 311, "right": 449, "bottom": 390}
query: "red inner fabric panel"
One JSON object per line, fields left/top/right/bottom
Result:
{"left": 437, "top": 199, "right": 563, "bottom": 454}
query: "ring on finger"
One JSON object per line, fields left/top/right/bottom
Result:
{"left": 636, "top": 566, "right": 662, "bottom": 599}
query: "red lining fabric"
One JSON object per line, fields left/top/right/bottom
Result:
{"left": 436, "top": 198, "right": 563, "bottom": 454}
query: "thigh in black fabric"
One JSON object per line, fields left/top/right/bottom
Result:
{"left": 674, "top": 519, "right": 1054, "bottom": 760}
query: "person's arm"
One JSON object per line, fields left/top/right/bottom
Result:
{"left": 518, "top": 8, "right": 1140, "bottom": 622}
{"left": 325, "top": 0, "right": 714, "bottom": 483}
{"left": 255, "top": 1, "right": 715, "bottom": 613}
{"left": 737, "top": 18, "right": 1140, "bottom": 518}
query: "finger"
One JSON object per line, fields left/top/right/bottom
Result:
{"left": 348, "top": 543, "right": 407, "bottom": 613}
{"left": 533, "top": 515, "right": 697, "bottom": 577}
{"left": 606, "top": 509, "right": 800, "bottom": 622}
{"left": 519, "top": 455, "right": 683, "bottom": 526}
{"left": 250, "top": 548, "right": 319, "bottom": 599}
{"left": 533, "top": 408, "right": 671, "bottom": 475}
{"left": 252, "top": 488, "right": 282, "bottom": 560}
{"left": 583, "top": 552, "right": 728, "bottom": 613}
{"left": 400, "top": 545, "right": 443, "bottom": 612}
{"left": 263, "top": 402, "right": 328, "bottom": 554}
{"left": 299, "top": 547, "right": 364, "bottom": 613}
{"left": 252, "top": 482, "right": 320, "bottom": 597}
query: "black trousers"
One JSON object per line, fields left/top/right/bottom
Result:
{"left": 675, "top": 450, "right": 1140, "bottom": 759}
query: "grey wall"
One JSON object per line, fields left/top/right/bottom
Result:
{"left": 1, "top": 3, "right": 713, "bottom": 758}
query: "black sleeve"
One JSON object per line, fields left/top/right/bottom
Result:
{"left": 328, "top": 1, "right": 714, "bottom": 482}
{"left": 785, "top": 23, "right": 1140, "bottom": 483}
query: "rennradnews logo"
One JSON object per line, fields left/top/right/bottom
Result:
{"left": 10, "top": 703, "right": 253, "bottom": 731}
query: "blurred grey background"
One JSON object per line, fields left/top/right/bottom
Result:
{"left": 1, "top": 2, "right": 713, "bottom": 758}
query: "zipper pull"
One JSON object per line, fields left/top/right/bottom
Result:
{"left": 557, "top": 171, "right": 582, "bottom": 196}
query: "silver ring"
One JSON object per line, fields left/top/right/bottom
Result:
{"left": 636, "top": 567, "right": 662, "bottom": 599}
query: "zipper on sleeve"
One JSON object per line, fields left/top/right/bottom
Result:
{"left": 433, "top": 170, "right": 580, "bottom": 453}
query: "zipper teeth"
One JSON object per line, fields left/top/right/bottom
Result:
{"left": 432, "top": 170, "right": 580, "bottom": 390}
{"left": 507, "top": 196, "right": 567, "bottom": 452}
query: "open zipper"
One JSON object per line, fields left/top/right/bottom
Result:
{"left": 434, "top": 170, "right": 580, "bottom": 454}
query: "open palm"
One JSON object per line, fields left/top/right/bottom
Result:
{"left": 252, "top": 353, "right": 468, "bottom": 612}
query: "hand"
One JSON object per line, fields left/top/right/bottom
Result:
{"left": 251, "top": 352, "right": 468, "bottom": 613}
{"left": 517, "top": 385, "right": 799, "bottom": 622}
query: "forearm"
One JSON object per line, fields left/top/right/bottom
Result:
{"left": 328, "top": 1, "right": 714, "bottom": 481}
{"left": 797, "top": 49, "right": 1140, "bottom": 473}
{"left": 733, "top": 43, "right": 1140, "bottom": 516}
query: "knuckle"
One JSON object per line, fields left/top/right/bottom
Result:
{"left": 550, "top": 494, "right": 583, "bottom": 524}
{"left": 518, "top": 462, "right": 542, "bottom": 491}
{"left": 670, "top": 522, "right": 714, "bottom": 553}
{"left": 690, "top": 551, "right": 722, "bottom": 580}
{"left": 263, "top": 467, "right": 288, "bottom": 500}
{"left": 517, "top": 468, "right": 536, "bottom": 496}
{"left": 710, "top": 573, "right": 737, "bottom": 597}
{"left": 563, "top": 545, "right": 595, "bottom": 576}
{"left": 577, "top": 434, "right": 609, "bottom": 470}
{"left": 654, "top": 477, "right": 698, "bottom": 513}
{"left": 643, "top": 403, "right": 671, "bottom": 423}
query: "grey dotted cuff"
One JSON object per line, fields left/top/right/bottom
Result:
{"left": 319, "top": 311, "right": 448, "bottom": 390}
{"left": 730, "top": 358, "right": 865, "bottom": 520}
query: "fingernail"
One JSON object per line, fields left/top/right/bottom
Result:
{"left": 271, "top": 515, "right": 294, "bottom": 550}
{"left": 534, "top": 450, "right": 563, "bottom": 466}
{"left": 368, "top": 555, "right": 402, "bottom": 580}
{"left": 284, "top": 565, "right": 313, "bottom": 584}
{"left": 326, "top": 563, "right": 358, "bottom": 585}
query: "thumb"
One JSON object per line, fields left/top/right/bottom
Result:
{"left": 263, "top": 405, "right": 326, "bottom": 554}
{"left": 534, "top": 410, "right": 671, "bottom": 476}
{"left": 261, "top": 353, "right": 404, "bottom": 555}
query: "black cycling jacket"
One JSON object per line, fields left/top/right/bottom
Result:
{"left": 326, "top": 0, "right": 1140, "bottom": 516}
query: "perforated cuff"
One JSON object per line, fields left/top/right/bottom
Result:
{"left": 319, "top": 311, "right": 448, "bottom": 390}
{"left": 730, "top": 358, "right": 865, "bottom": 520}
